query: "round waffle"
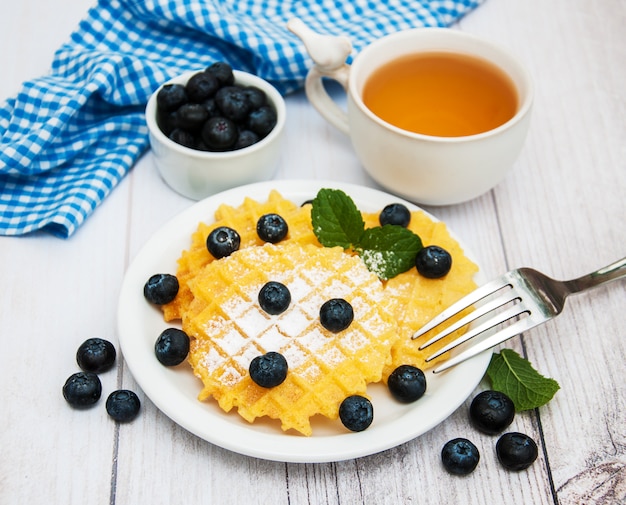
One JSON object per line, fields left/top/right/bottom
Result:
{"left": 184, "top": 243, "right": 399, "bottom": 436}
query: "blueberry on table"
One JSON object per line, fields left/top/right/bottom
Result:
{"left": 415, "top": 245, "right": 452, "bottom": 278}
{"left": 62, "top": 372, "right": 102, "bottom": 408}
{"left": 469, "top": 390, "right": 515, "bottom": 435}
{"left": 249, "top": 352, "right": 288, "bottom": 388}
{"left": 387, "top": 365, "right": 427, "bottom": 403}
{"left": 379, "top": 203, "right": 411, "bottom": 228}
{"left": 201, "top": 116, "right": 237, "bottom": 150}
{"left": 155, "top": 328, "right": 190, "bottom": 366}
{"left": 144, "top": 273, "right": 179, "bottom": 305}
{"left": 496, "top": 432, "right": 538, "bottom": 471}
{"left": 76, "top": 338, "right": 116, "bottom": 374}
{"left": 206, "top": 61, "right": 235, "bottom": 86}
{"left": 319, "top": 298, "right": 354, "bottom": 333}
{"left": 206, "top": 226, "right": 241, "bottom": 258}
{"left": 257, "top": 213, "right": 288, "bottom": 243}
{"left": 258, "top": 281, "right": 291, "bottom": 315}
{"left": 339, "top": 395, "right": 374, "bottom": 432}
{"left": 441, "top": 438, "right": 480, "bottom": 475}
{"left": 106, "top": 390, "right": 141, "bottom": 422}
{"left": 156, "top": 83, "right": 188, "bottom": 112}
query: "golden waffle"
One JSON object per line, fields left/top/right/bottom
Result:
{"left": 162, "top": 190, "right": 319, "bottom": 321}
{"left": 361, "top": 212, "right": 479, "bottom": 377}
{"left": 184, "top": 243, "right": 399, "bottom": 436}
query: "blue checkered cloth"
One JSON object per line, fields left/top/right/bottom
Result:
{"left": 0, "top": 0, "right": 483, "bottom": 238}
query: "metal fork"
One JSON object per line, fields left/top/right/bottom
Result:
{"left": 413, "top": 257, "right": 626, "bottom": 373}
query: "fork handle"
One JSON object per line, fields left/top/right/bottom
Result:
{"left": 566, "top": 256, "right": 626, "bottom": 293}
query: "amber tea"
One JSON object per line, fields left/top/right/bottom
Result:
{"left": 362, "top": 52, "right": 518, "bottom": 137}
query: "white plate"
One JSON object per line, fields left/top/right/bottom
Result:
{"left": 117, "top": 180, "right": 490, "bottom": 463}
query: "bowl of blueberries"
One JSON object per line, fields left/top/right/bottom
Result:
{"left": 146, "top": 62, "right": 286, "bottom": 200}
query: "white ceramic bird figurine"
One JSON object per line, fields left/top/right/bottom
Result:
{"left": 287, "top": 18, "right": 353, "bottom": 71}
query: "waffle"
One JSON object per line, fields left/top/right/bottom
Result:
{"left": 162, "top": 190, "right": 319, "bottom": 321}
{"left": 184, "top": 243, "right": 399, "bottom": 436}
{"left": 361, "top": 212, "right": 479, "bottom": 377}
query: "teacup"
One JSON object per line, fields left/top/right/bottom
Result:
{"left": 288, "top": 19, "right": 533, "bottom": 205}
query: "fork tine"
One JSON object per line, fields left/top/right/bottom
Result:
{"left": 424, "top": 304, "right": 529, "bottom": 362}
{"left": 431, "top": 316, "right": 539, "bottom": 373}
{"left": 412, "top": 275, "right": 513, "bottom": 340}
{"left": 417, "top": 290, "right": 521, "bottom": 350}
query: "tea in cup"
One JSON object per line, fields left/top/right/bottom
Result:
{"left": 288, "top": 20, "right": 533, "bottom": 205}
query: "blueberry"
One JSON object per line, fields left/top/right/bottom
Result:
{"left": 206, "top": 61, "right": 235, "bottom": 86}
{"left": 496, "top": 432, "right": 538, "bottom": 471}
{"left": 62, "top": 372, "right": 102, "bottom": 408}
{"left": 415, "top": 245, "right": 452, "bottom": 278}
{"left": 186, "top": 71, "right": 219, "bottom": 102}
{"left": 156, "top": 83, "right": 188, "bottom": 112}
{"left": 155, "top": 328, "right": 190, "bottom": 366}
{"left": 106, "top": 390, "right": 141, "bottom": 422}
{"left": 157, "top": 109, "right": 178, "bottom": 135}
{"left": 379, "top": 203, "right": 411, "bottom": 227}
{"left": 233, "top": 129, "right": 259, "bottom": 149}
{"left": 257, "top": 213, "right": 288, "bottom": 243}
{"left": 387, "top": 365, "right": 427, "bottom": 403}
{"left": 249, "top": 352, "right": 288, "bottom": 388}
{"left": 319, "top": 298, "right": 354, "bottom": 333}
{"left": 258, "top": 281, "right": 291, "bottom": 315}
{"left": 201, "top": 97, "right": 219, "bottom": 118}
{"left": 215, "top": 86, "right": 251, "bottom": 122}
{"left": 168, "top": 128, "right": 197, "bottom": 149}
{"left": 76, "top": 338, "right": 116, "bottom": 374}
{"left": 469, "top": 390, "right": 515, "bottom": 435}
{"left": 339, "top": 395, "right": 374, "bottom": 432}
{"left": 242, "top": 86, "right": 267, "bottom": 109}
{"left": 246, "top": 105, "right": 277, "bottom": 137}
{"left": 206, "top": 226, "right": 240, "bottom": 258}
{"left": 175, "top": 103, "right": 209, "bottom": 131}
{"left": 201, "top": 116, "right": 237, "bottom": 150}
{"left": 143, "top": 273, "right": 179, "bottom": 305}
{"left": 441, "top": 438, "right": 480, "bottom": 475}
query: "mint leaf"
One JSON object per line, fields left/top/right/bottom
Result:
{"left": 356, "top": 225, "right": 423, "bottom": 280}
{"left": 311, "top": 188, "right": 364, "bottom": 248}
{"left": 486, "top": 349, "right": 560, "bottom": 411}
{"left": 310, "top": 188, "right": 424, "bottom": 280}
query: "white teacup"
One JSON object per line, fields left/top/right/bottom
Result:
{"left": 288, "top": 20, "right": 533, "bottom": 206}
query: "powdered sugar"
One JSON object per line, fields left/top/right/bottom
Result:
{"left": 193, "top": 243, "right": 395, "bottom": 388}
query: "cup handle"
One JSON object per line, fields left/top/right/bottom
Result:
{"left": 288, "top": 18, "right": 353, "bottom": 135}
{"left": 304, "top": 65, "right": 351, "bottom": 134}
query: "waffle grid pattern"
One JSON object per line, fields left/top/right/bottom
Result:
{"left": 185, "top": 243, "right": 398, "bottom": 435}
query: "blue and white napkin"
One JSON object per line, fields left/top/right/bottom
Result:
{"left": 0, "top": 0, "right": 483, "bottom": 238}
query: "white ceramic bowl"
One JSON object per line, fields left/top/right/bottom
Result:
{"left": 146, "top": 70, "right": 286, "bottom": 200}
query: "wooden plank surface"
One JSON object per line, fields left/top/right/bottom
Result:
{"left": 1, "top": 0, "right": 624, "bottom": 504}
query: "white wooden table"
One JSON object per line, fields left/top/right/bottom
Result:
{"left": 2, "top": 1, "right": 625, "bottom": 503}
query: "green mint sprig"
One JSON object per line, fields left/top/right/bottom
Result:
{"left": 486, "top": 349, "right": 560, "bottom": 411}
{"left": 311, "top": 188, "right": 423, "bottom": 280}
